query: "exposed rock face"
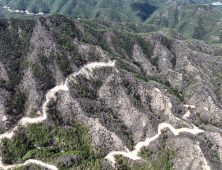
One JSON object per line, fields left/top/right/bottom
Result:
{"left": 57, "top": 90, "right": 125, "bottom": 152}
{"left": 28, "top": 19, "right": 65, "bottom": 84}
{"left": 0, "top": 61, "right": 7, "bottom": 81}
{"left": 0, "top": 89, "right": 8, "bottom": 130}
{"left": 133, "top": 43, "right": 155, "bottom": 76}
{"left": 19, "top": 68, "right": 42, "bottom": 116}
{"left": 172, "top": 137, "right": 210, "bottom": 170}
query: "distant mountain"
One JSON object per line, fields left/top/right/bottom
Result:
{"left": 0, "top": 0, "right": 197, "bottom": 21}
{"left": 1, "top": 0, "right": 221, "bottom": 44}
{"left": 146, "top": 4, "right": 222, "bottom": 43}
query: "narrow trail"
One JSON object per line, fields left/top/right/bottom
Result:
{"left": 3, "top": 6, "right": 45, "bottom": 15}
{"left": 1, "top": 160, "right": 58, "bottom": 170}
{"left": 105, "top": 123, "right": 205, "bottom": 165}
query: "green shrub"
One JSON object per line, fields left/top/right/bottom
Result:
{"left": 29, "top": 108, "right": 37, "bottom": 118}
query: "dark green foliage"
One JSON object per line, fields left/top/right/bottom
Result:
{"left": 115, "top": 155, "right": 129, "bottom": 170}
{"left": 55, "top": 55, "right": 72, "bottom": 76}
{"left": 71, "top": 50, "right": 87, "bottom": 68}
{"left": 140, "top": 146, "right": 178, "bottom": 170}
{"left": 160, "top": 37, "right": 173, "bottom": 50}
{"left": 0, "top": 18, "right": 35, "bottom": 120}
{"left": 150, "top": 57, "right": 159, "bottom": 67}
{"left": 50, "top": 15, "right": 154, "bottom": 75}
{"left": 116, "top": 60, "right": 134, "bottom": 73}
{"left": 0, "top": 18, "right": 34, "bottom": 91}
{"left": 51, "top": 17, "right": 82, "bottom": 51}
{"left": 192, "top": 16, "right": 206, "bottom": 40}
{"left": 1, "top": 122, "right": 104, "bottom": 169}
{"left": 132, "top": 73, "right": 150, "bottom": 83}
{"left": 106, "top": 108, "right": 134, "bottom": 145}
{"left": 70, "top": 75, "right": 100, "bottom": 100}
{"left": 30, "top": 56, "right": 55, "bottom": 93}
{"left": 171, "top": 7, "right": 179, "bottom": 28}
{"left": 29, "top": 108, "right": 37, "bottom": 118}
{"left": 0, "top": 18, "right": 34, "bottom": 118}
{"left": 47, "top": 99, "right": 63, "bottom": 125}
{"left": 6, "top": 88, "right": 26, "bottom": 116}
{"left": 54, "top": 32, "right": 76, "bottom": 52}
{"left": 112, "top": 31, "right": 134, "bottom": 57}
{"left": 112, "top": 30, "right": 154, "bottom": 59}
{"left": 86, "top": 106, "right": 95, "bottom": 114}
{"left": 1, "top": 127, "right": 35, "bottom": 164}
{"left": 51, "top": 16, "right": 105, "bottom": 67}
{"left": 130, "top": 2, "right": 157, "bottom": 21}
{"left": 160, "top": 80, "right": 184, "bottom": 102}
{"left": 132, "top": 72, "right": 184, "bottom": 103}
{"left": 171, "top": 54, "right": 177, "bottom": 69}
{"left": 178, "top": 21, "right": 187, "bottom": 35}
{"left": 52, "top": 15, "right": 154, "bottom": 61}
{"left": 0, "top": 78, "right": 6, "bottom": 88}
{"left": 136, "top": 38, "right": 154, "bottom": 58}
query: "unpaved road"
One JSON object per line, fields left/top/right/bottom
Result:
{"left": 0, "top": 60, "right": 208, "bottom": 170}
{"left": 0, "top": 159, "right": 58, "bottom": 170}
{"left": 105, "top": 123, "right": 205, "bottom": 163}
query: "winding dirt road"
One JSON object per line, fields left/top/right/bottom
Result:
{"left": 0, "top": 60, "right": 208, "bottom": 169}
{"left": 105, "top": 123, "right": 205, "bottom": 164}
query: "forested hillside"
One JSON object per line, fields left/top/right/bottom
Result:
{"left": 0, "top": 0, "right": 165, "bottom": 22}
{"left": 145, "top": 4, "right": 222, "bottom": 44}
{"left": 0, "top": 0, "right": 222, "bottom": 45}
{"left": 0, "top": 14, "right": 221, "bottom": 170}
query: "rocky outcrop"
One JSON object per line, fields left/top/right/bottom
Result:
{"left": 19, "top": 68, "right": 43, "bottom": 116}
{"left": 0, "top": 89, "right": 8, "bottom": 131}
{"left": 0, "top": 61, "right": 7, "bottom": 81}
{"left": 133, "top": 43, "right": 155, "bottom": 76}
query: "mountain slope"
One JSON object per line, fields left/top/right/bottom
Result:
{"left": 146, "top": 3, "right": 222, "bottom": 43}
{"left": 1, "top": 0, "right": 222, "bottom": 44}
{"left": 0, "top": 0, "right": 161, "bottom": 22}
{"left": 0, "top": 0, "right": 197, "bottom": 21}
{"left": 0, "top": 14, "right": 222, "bottom": 170}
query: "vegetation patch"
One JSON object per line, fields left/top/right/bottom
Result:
{"left": 29, "top": 108, "right": 37, "bottom": 118}
{"left": 1, "top": 122, "right": 105, "bottom": 169}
